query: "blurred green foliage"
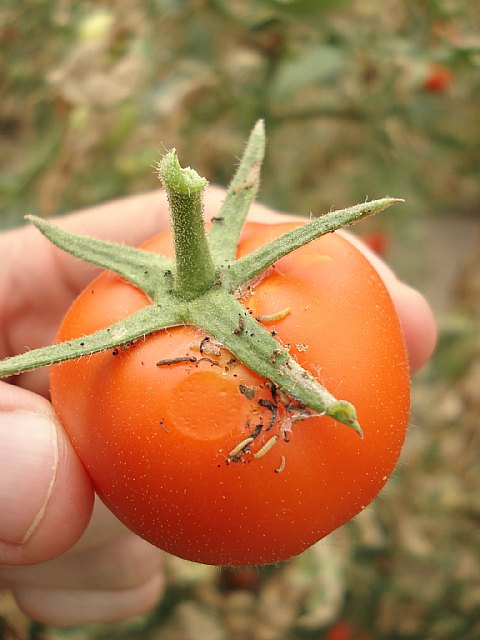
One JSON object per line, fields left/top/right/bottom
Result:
{"left": 1, "top": 3, "right": 480, "bottom": 639}
{"left": 1, "top": 0, "right": 479, "bottom": 229}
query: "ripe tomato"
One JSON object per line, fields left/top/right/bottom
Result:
{"left": 423, "top": 63, "right": 453, "bottom": 93}
{"left": 325, "top": 620, "right": 374, "bottom": 640}
{"left": 359, "top": 230, "right": 390, "bottom": 257}
{"left": 50, "top": 221, "right": 410, "bottom": 566}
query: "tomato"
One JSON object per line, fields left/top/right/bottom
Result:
{"left": 358, "top": 231, "right": 390, "bottom": 257}
{"left": 423, "top": 63, "right": 453, "bottom": 93}
{"left": 50, "top": 221, "right": 410, "bottom": 566}
{"left": 325, "top": 620, "right": 374, "bottom": 640}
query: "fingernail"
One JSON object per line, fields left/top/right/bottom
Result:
{"left": 0, "top": 412, "right": 58, "bottom": 544}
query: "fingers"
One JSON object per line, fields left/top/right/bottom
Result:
{"left": 0, "top": 382, "right": 94, "bottom": 565}
{"left": 1, "top": 476, "right": 164, "bottom": 626}
{"left": 11, "top": 572, "right": 164, "bottom": 627}
{"left": 4, "top": 528, "right": 165, "bottom": 626}
{"left": 1, "top": 528, "right": 162, "bottom": 591}
{"left": 384, "top": 280, "right": 436, "bottom": 372}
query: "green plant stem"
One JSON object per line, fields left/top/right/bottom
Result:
{"left": 188, "top": 288, "right": 362, "bottom": 434}
{"left": 158, "top": 150, "right": 216, "bottom": 300}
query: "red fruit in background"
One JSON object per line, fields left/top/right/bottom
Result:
{"left": 359, "top": 231, "right": 390, "bottom": 257}
{"left": 325, "top": 620, "right": 374, "bottom": 640}
{"left": 423, "top": 63, "right": 453, "bottom": 93}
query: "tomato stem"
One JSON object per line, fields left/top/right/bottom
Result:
{"left": 157, "top": 150, "right": 216, "bottom": 300}
{"left": 187, "top": 288, "right": 363, "bottom": 434}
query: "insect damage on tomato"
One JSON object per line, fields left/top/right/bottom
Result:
{"left": 226, "top": 376, "right": 323, "bottom": 469}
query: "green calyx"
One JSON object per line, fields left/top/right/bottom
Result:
{"left": 0, "top": 121, "right": 404, "bottom": 437}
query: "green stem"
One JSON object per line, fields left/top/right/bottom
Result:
{"left": 158, "top": 150, "right": 216, "bottom": 300}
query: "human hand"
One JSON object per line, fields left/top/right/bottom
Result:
{"left": 0, "top": 191, "right": 173, "bottom": 626}
{"left": 0, "top": 188, "right": 436, "bottom": 626}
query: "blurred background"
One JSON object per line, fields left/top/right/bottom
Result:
{"left": 1, "top": 0, "right": 479, "bottom": 638}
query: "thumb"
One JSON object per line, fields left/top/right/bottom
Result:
{"left": 0, "top": 381, "right": 94, "bottom": 566}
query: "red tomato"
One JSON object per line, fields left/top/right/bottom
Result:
{"left": 359, "top": 231, "right": 390, "bottom": 257}
{"left": 325, "top": 620, "right": 374, "bottom": 640}
{"left": 423, "top": 63, "right": 453, "bottom": 93}
{"left": 50, "top": 222, "right": 410, "bottom": 566}
{"left": 325, "top": 621, "right": 355, "bottom": 640}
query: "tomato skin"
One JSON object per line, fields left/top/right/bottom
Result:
{"left": 50, "top": 222, "right": 410, "bottom": 566}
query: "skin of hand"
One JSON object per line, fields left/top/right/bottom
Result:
{"left": 0, "top": 188, "right": 436, "bottom": 626}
